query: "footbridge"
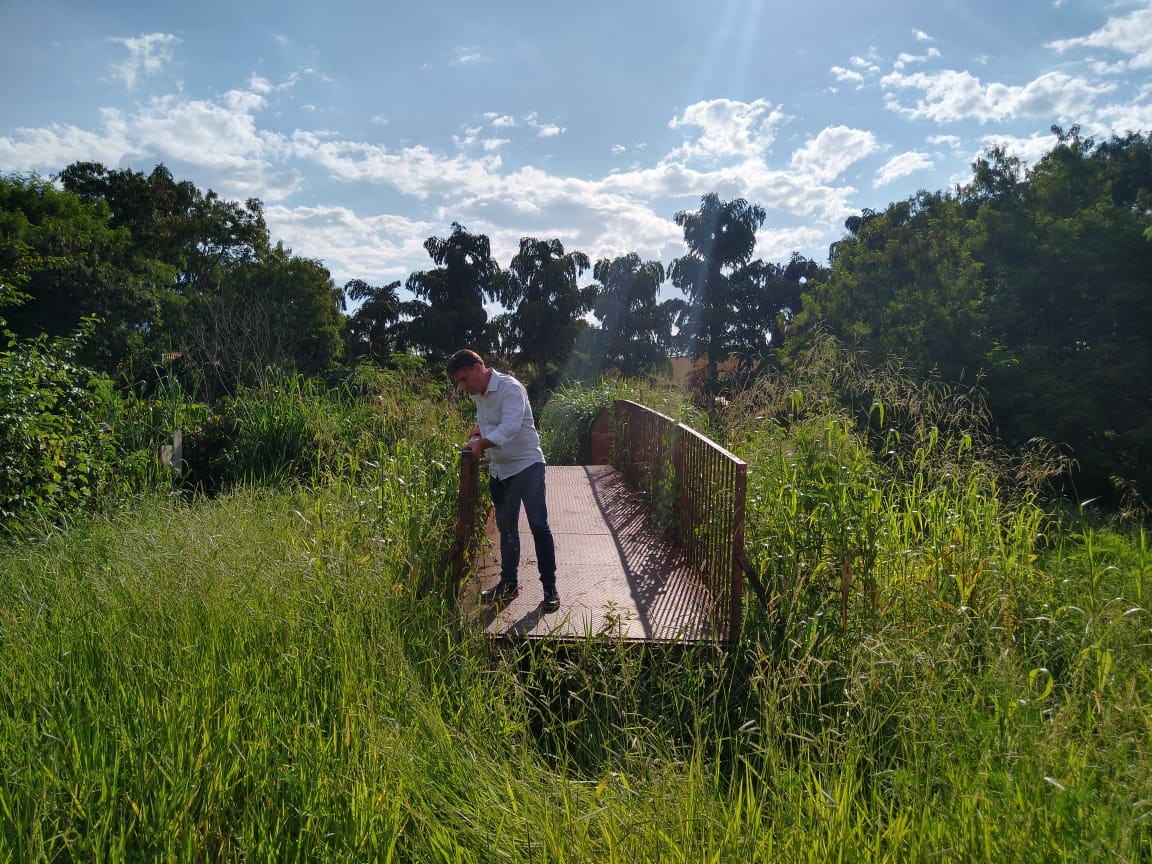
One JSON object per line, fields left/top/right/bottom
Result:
{"left": 449, "top": 400, "right": 767, "bottom": 646}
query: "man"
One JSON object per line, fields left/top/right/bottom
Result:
{"left": 447, "top": 349, "right": 560, "bottom": 613}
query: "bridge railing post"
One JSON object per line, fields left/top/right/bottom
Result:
{"left": 448, "top": 449, "right": 482, "bottom": 603}
{"left": 729, "top": 462, "right": 747, "bottom": 646}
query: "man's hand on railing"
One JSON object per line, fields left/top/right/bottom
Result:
{"left": 461, "top": 433, "right": 483, "bottom": 459}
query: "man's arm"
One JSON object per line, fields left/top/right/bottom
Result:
{"left": 477, "top": 376, "right": 529, "bottom": 449}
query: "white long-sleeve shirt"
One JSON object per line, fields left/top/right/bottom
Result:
{"left": 473, "top": 369, "right": 545, "bottom": 480}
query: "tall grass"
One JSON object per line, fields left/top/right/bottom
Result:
{"left": 539, "top": 377, "right": 703, "bottom": 466}
{"left": 1, "top": 353, "right": 1150, "bottom": 861}
{"left": 714, "top": 337, "right": 1152, "bottom": 861}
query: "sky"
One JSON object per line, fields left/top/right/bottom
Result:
{"left": 2, "top": 0, "right": 1151, "bottom": 305}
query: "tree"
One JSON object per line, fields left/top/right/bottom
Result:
{"left": 340, "top": 278, "right": 423, "bottom": 364}
{"left": 57, "top": 162, "right": 269, "bottom": 296}
{"left": 726, "top": 253, "right": 823, "bottom": 370}
{"left": 795, "top": 189, "right": 992, "bottom": 388}
{"left": 973, "top": 131, "right": 1152, "bottom": 499}
{"left": 500, "top": 237, "right": 594, "bottom": 399}
{"left": 0, "top": 173, "right": 154, "bottom": 375}
{"left": 177, "top": 244, "right": 344, "bottom": 395}
{"left": 587, "top": 253, "right": 673, "bottom": 377}
{"left": 794, "top": 131, "right": 1152, "bottom": 502}
{"left": 404, "top": 223, "right": 501, "bottom": 362}
{"left": 669, "top": 193, "right": 766, "bottom": 381}
{"left": 49, "top": 162, "right": 344, "bottom": 394}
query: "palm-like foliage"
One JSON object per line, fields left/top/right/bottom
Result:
{"left": 343, "top": 279, "right": 404, "bottom": 363}
{"left": 501, "top": 237, "right": 593, "bottom": 398}
{"left": 669, "top": 193, "right": 766, "bottom": 380}
{"left": 727, "top": 253, "right": 823, "bottom": 368}
{"left": 588, "top": 253, "right": 673, "bottom": 376}
{"left": 405, "top": 223, "right": 501, "bottom": 361}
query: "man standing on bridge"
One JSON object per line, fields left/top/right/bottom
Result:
{"left": 447, "top": 349, "right": 560, "bottom": 614}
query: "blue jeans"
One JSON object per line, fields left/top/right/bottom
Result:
{"left": 489, "top": 461, "right": 555, "bottom": 589}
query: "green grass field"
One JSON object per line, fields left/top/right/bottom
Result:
{"left": 1, "top": 368, "right": 1150, "bottom": 862}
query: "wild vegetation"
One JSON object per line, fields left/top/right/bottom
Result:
{"left": 1, "top": 126, "right": 1150, "bottom": 860}
{"left": 1, "top": 342, "right": 1149, "bottom": 860}
{"left": 4, "top": 126, "right": 1149, "bottom": 500}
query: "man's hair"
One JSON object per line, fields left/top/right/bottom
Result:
{"left": 446, "top": 349, "right": 484, "bottom": 376}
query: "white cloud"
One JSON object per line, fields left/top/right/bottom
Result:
{"left": 265, "top": 203, "right": 436, "bottom": 287}
{"left": 789, "top": 125, "right": 878, "bottom": 183}
{"left": 453, "top": 125, "right": 484, "bottom": 149}
{"left": 474, "top": 112, "right": 565, "bottom": 141}
{"left": 1049, "top": 7, "right": 1152, "bottom": 70}
{"left": 830, "top": 66, "right": 864, "bottom": 84}
{"left": 0, "top": 113, "right": 135, "bottom": 172}
{"left": 130, "top": 94, "right": 275, "bottom": 167}
{"left": 975, "top": 132, "right": 1054, "bottom": 167}
{"left": 1091, "top": 101, "right": 1152, "bottom": 136}
{"left": 882, "top": 68, "right": 1110, "bottom": 123}
{"left": 108, "top": 33, "right": 179, "bottom": 90}
{"left": 0, "top": 83, "right": 294, "bottom": 199}
{"left": 913, "top": 29, "right": 934, "bottom": 42}
{"left": 297, "top": 135, "right": 504, "bottom": 200}
{"left": 850, "top": 54, "right": 881, "bottom": 74}
{"left": 894, "top": 47, "right": 942, "bottom": 70}
{"left": 224, "top": 89, "right": 266, "bottom": 114}
{"left": 521, "top": 114, "right": 564, "bottom": 137}
{"left": 755, "top": 224, "right": 831, "bottom": 263}
{"left": 421, "top": 164, "right": 680, "bottom": 272}
{"left": 451, "top": 47, "right": 485, "bottom": 66}
{"left": 874, "top": 150, "right": 933, "bottom": 186}
{"left": 927, "top": 133, "right": 962, "bottom": 149}
{"left": 667, "top": 97, "right": 784, "bottom": 164}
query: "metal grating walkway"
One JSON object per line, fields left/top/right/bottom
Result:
{"left": 462, "top": 465, "right": 727, "bottom": 643}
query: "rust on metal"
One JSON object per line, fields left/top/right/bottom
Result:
{"left": 448, "top": 449, "right": 482, "bottom": 598}
{"left": 603, "top": 401, "right": 748, "bottom": 645}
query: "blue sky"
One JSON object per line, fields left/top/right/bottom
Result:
{"left": 2, "top": 0, "right": 1150, "bottom": 301}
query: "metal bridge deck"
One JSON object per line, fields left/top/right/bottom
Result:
{"left": 462, "top": 465, "right": 725, "bottom": 643}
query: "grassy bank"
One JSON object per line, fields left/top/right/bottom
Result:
{"left": 1, "top": 368, "right": 1150, "bottom": 861}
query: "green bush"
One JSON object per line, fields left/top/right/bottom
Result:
{"left": 0, "top": 317, "right": 116, "bottom": 530}
{"left": 176, "top": 363, "right": 464, "bottom": 494}
{"left": 538, "top": 380, "right": 628, "bottom": 464}
{"left": 539, "top": 377, "right": 701, "bottom": 465}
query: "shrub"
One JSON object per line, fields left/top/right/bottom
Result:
{"left": 538, "top": 380, "right": 628, "bottom": 464}
{"left": 0, "top": 316, "right": 116, "bottom": 530}
{"left": 539, "top": 377, "right": 701, "bottom": 465}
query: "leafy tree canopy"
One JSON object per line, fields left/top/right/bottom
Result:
{"left": 794, "top": 128, "right": 1152, "bottom": 502}
{"left": 669, "top": 193, "right": 767, "bottom": 380}
{"left": 2, "top": 165, "right": 344, "bottom": 396}
{"left": 585, "top": 253, "right": 674, "bottom": 377}
{"left": 404, "top": 223, "right": 501, "bottom": 362}
{"left": 501, "top": 237, "right": 594, "bottom": 398}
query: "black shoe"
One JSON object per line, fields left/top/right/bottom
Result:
{"left": 542, "top": 587, "right": 560, "bottom": 613}
{"left": 481, "top": 580, "right": 519, "bottom": 604}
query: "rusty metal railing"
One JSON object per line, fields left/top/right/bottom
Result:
{"left": 593, "top": 400, "right": 748, "bottom": 645}
{"left": 447, "top": 449, "right": 483, "bottom": 600}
